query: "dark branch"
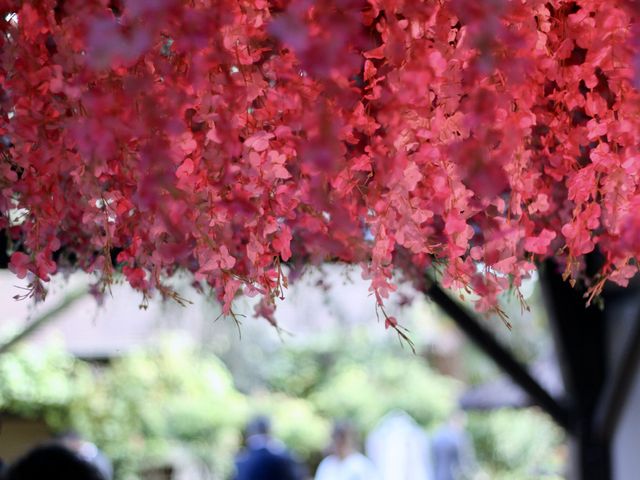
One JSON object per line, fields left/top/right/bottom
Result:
{"left": 593, "top": 314, "right": 640, "bottom": 441}
{"left": 424, "top": 280, "right": 571, "bottom": 431}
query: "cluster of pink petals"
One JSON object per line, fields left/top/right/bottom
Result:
{"left": 2, "top": 0, "right": 640, "bottom": 321}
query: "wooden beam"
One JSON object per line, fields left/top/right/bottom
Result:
{"left": 425, "top": 281, "right": 571, "bottom": 431}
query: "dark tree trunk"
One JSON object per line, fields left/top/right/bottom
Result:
{"left": 540, "top": 260, "right": 611, "bottom": 480}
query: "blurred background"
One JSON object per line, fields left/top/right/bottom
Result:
{"left": 0, "top": 266, "right": 566, "bottom": 479}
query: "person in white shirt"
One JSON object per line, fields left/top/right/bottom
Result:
{"left": 366, "top": 410, "right": 433, "bottom": 480}
{"left": 315, "top": 421, "right": 380, "bottom": 480}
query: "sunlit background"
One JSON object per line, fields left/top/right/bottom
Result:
{"left": 0, "top": 266, "right": 566, "bottom": 479}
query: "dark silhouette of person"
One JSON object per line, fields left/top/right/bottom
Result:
{"left": 55, "top": 431, "right": 113, "bottom": 480}
{"left": 2, "top": 443, "right": 105, "bottom": 480}
{"left": 234, "top": 416, "right": 303, "bottom": 480}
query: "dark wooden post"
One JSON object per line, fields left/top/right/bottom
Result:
{"left": 540, "top": 260, "right": 611, "bottom": 480}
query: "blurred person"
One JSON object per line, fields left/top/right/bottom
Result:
{"left": 315, "top": 421, "right": 379, "bottom": 480}
{"left": 234, "top": 415, "right": 304, "bottom": 480}
{"left": 431, "top": 412, "right": 476, "bottom": 480}
{"left": 2, "top": 443, "right": 105, "bottom": 480}
{"left": 55, "top": 431, "right": 113, "bottom": 480}
{"left": 366, "top": 410, "right": 433, "bottom": 480}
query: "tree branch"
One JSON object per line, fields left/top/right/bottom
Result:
{"left": 424, "top": 280, "right": 572, "bottom": 431}
{"left": 0, "top": 288, "right": 87, "bottom": 355}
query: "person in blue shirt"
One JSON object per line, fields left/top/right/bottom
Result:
{"left": 234, "top": 416, "right": 304, "bottom": 480}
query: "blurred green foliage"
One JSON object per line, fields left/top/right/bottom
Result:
{"left": 467, "top": 409, "right": 566, "bottom": 479}
{"left": 261, "top": 333, "right": 565, "bottom": 478}
{"left": 265, "top": 332, "right": 459, "bottom": 432}
{"left": 0, "top": 341, "right": 248, "bottom": 479}
{"left": 69, "top": 339, "right": 248, "bottom": 479}
{"left": 0, "top": 345, "right": 88, "bottom": 427}
{"left": 0, "top": 334, "right": 565, "bottom": 479}
{"left": 248, "top": 393, "right": 330, "bottom": 461}
{"left": 310, "top": 355, "right": 458, "bottom": 432}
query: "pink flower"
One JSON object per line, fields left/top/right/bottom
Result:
{"left": 9, "top": 252, "right": 31, "bottom": 279}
